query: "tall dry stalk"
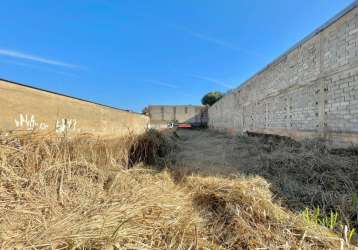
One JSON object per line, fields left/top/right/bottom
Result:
{"left": 0, "top": 130, "right": 352, "bottom": 249}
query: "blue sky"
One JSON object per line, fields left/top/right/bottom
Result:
{"left": 0, "top": 0, "right": 354, "bottom": 112}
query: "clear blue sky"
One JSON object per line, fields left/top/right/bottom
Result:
{"left": 0, "top": 0, "right": 354, "bottom": 112}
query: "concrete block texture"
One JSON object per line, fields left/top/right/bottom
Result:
{"left": 209, "top": 3, "right": 358, "bottom": 146}
{"left": 148, "top": 105, "right": 208, "bottom": 127}
{"left": 0, "top": 79, "right": 149, "bottom": 136}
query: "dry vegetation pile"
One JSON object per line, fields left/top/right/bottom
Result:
{"left": 0, "top": 130, "right": 355, "bottom": 249}
{"left": 239, "top": 133, "right": 358, "bottom": 242}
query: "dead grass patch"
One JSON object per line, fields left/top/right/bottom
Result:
{"left": 0, "top": 130, "right": 354, "bottom": 249}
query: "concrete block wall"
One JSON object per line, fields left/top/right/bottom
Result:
{"left": 0, "top": 79, "right": 149, "bottom": 136}
{"left": 209, "top": 2, "right": 358, "bottom": 145}
{"left": 148, "top": 105, "right": 208, "bottom": 128}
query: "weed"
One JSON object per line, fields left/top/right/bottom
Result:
{"left": 349, "top": 228, "right": 356, "bottom": 242}
{"left": 321, "top": 211, "right": 339, "bottom": 230}
{"left": 352, "top": 192, "right": 357, "bottom": 208}
{"left": 304, "top": 207, "right": 338, "bottom": 229}
{"left": 0, "top": 130, "right": 354, "bottom": 249}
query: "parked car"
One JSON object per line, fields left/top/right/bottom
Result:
{"left": 167, "top": 122, "right": 193, "bottom": 129}
{"left": 177, "top": 123, "right": 192, "bottom": 129}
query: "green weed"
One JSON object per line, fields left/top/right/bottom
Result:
{"left": 349, "top": 228, "right": 356, "bottom": 242}
{"left": 303, "top": 207, "right": 357, "bottom": 244}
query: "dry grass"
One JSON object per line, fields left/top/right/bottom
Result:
{"left": 188, "top": 175, "right": 348, "bottom": 249}
{"left": 0, "top": 131, "right": 202, "bottom": 249}
{"left": 0, "top": 130, "right": 354, "bottom": 249}
{"left": 238, "top": 133, "right": 358, "bottom": 240}
{"left": 171, "top": 129, "right": 358, "bottom": 247}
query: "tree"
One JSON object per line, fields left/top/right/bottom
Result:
{"left": 201, "top": 91, "right": 223, "bottom": 106}
{"left": 142, "top": 106, "right": 149, "bottom": 115}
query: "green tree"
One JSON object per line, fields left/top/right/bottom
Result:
{"left": 142, "top": 106, "right": 149, "bottom": 115}
{"left": 201, "top": 91, "right": 223, "bottom": 106}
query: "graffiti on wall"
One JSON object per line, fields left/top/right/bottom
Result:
{"left": 14, "top": 114, "right": 49, "bottom": 130}
{"left": 13, "top": 114, "right": 78, "bottom": 133}
{"left": 55, "top": 118, "right": 77, "bottom": 133}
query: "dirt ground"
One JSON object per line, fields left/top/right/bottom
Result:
{"left": 172, "top": 129, "right": 262, "bottom": 176}
{"left": 170, "top": 129, "right": 358, "bottom": 232}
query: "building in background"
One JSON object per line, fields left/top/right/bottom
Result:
{"left": 147, "top": 105, "right": 208, "bottom": 129}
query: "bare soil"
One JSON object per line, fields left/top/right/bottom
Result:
{"left": 171, "top": 129, "right": 358, "bottom": 235}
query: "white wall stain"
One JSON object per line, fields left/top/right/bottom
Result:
{"left": 55, "top": 118, "right": 77, "bottom": 133}
{"left": 14, "top": 113, "right": 49, "bottom": 130}
{"left": 13, "top": 114, "right": 79, "bottom": 133}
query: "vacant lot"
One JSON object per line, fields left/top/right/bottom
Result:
{"left": 173, "top": 129, "right": 358, "bottom": 206}
{"left": 172, "top": 130, "right": 358, "bottom": 243}
{"left": 0, "top": 129, "right": 357, "bottom": 249}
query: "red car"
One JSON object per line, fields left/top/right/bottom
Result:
{"left": 177, "top": 123, "right": 192, "bottom": 129}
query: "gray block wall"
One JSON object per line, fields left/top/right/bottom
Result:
{"left": 148, "top": 105, "right": 208, "bottom": 128}
{"left": 208, "top": 2, "right": 358, "bottom": 145}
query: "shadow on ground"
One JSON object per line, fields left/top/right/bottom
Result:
{"left": 167, "top": 129, "right": 358, "bottom": 231}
